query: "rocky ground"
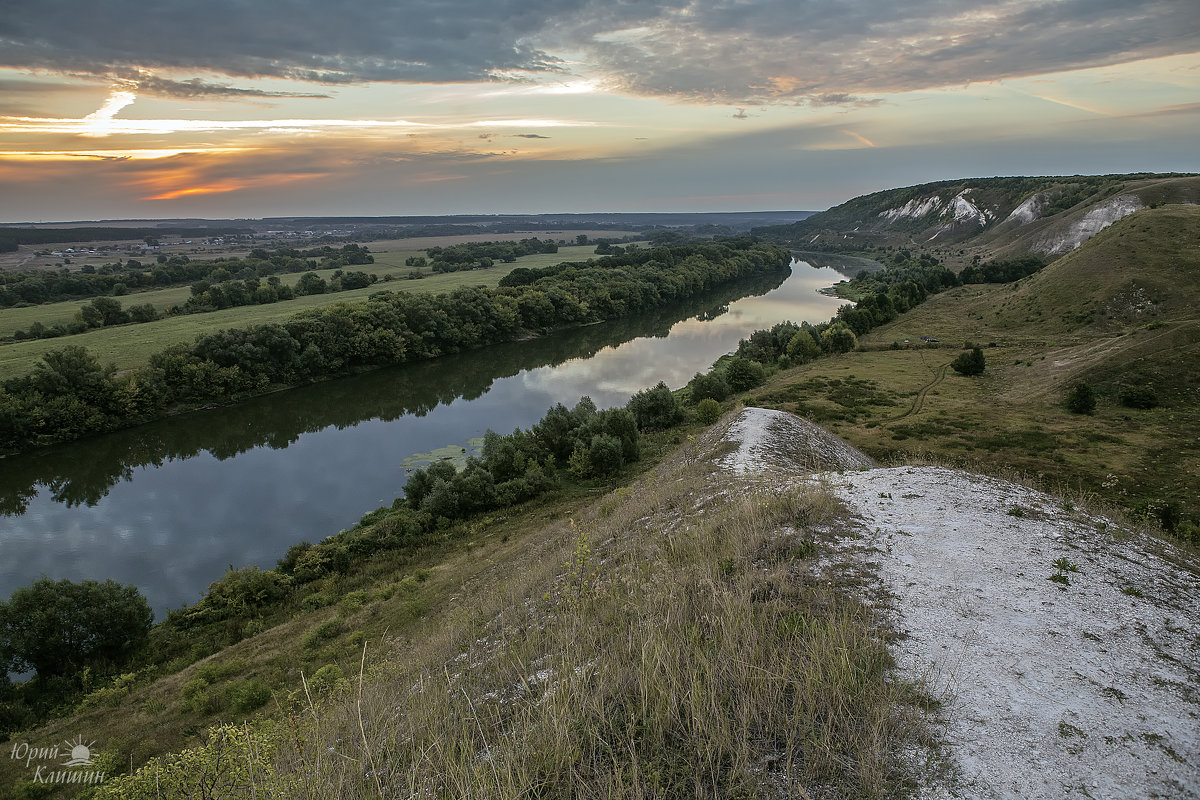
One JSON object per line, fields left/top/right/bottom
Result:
{"left": 717, "top": 407, "right": 1200, "bottom": 799}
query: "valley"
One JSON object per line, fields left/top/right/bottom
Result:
{"left": 1, "top": 178, "right": 1197, "bottom": 799}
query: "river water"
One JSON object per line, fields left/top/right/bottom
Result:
{"left": 0, "top": 260, "right": 848, "bottom": 615}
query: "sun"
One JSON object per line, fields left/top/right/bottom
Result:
{"left": 61, "top": 735, "right": 96, "bottom": 767}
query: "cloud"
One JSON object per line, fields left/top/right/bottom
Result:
{"left": 559, "top": 0, "right": 1200, "bottom": 103}
{"left": 0, "top": 0, "right": 576, "bottom": 84}
{"left": 513, "top": 133, "right": 550, "bottom": 138}
{"left": 124, "top": 74, "right": 331, "bottom": 100}
{"left": 0, "top": 0, "right": 1195, "bottom": 107}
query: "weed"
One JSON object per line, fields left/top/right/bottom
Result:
{"left": 1049, "top": 557, "right": 1080, "bottom": 585}
{"left": 1121, "top": 586, "right": 1144, "bottom": 598}
{"left": 1058, "top": 721, "right": 1086, "bottom": 738}
{"left": 1101, "top": 686, "right": 1128, "bottom": 703}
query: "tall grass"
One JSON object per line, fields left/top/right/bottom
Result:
{"left": 96, "top": 449, "right": 930, "bottom": 799}
{"left": 274, "top": 461, "right": 924, "bottom": 798}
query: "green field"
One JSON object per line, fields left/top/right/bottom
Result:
{"left": 0, "top": 244, "right": 605, "bottom": 379}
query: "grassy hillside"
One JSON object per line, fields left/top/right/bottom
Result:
{"left": 758, "top": 173, "right": 1200, "bottom": 268}
{"left": 747, "top": 204, "right": 1200, "bottom": 523}
{"left": 1, "top": 416, "right": 933, "bottom": 799}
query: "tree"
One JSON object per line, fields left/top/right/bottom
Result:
{"left": 725, "top": 357, "right": 766, "bottom": 391}
{"left": 627, "top": 382, "right": 683, "bottom": 430}
{"left": 821, "top": 322, "right": 858, "bottom": 354}
{"left": 786, "top": 329, "right": 821, "bottom": 363}
{"left": 688, "top": 371, "right": 730, "bottom": 404}
{"left": 951, "top": 346, "right": 986, "bottom": 376}
{"left": 696, "top": 398, "right": 722, "bottom": 424}
{"left": 1065, "top": 381, "right": 1096, "bottom": 414}
{"left": 294, "top": 272, "right": 328, "bottom": 296}
{"left": 586, "top": 433, "right": 624, "bottom": 477}
{"left": 0, "top": 578, "right": 153, "bottom": 678}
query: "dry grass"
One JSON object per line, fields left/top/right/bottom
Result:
{"left": 275, "top": 464, "right": 925, "bottom": 799}
{"left": 91, "top": 438, "right": 931, "bottom": 799}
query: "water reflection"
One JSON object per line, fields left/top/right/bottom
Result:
{"left": 0, "top": 261, "right": 847, "bottom": 614}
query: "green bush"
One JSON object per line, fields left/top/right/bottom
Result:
{"left": 786, "top": 329, "right": 821, "bottom": 362}
{"left": 696, "top": 398, "right": 723, "bottom": 425}
{"left": 228, "top": 679, "right": 271, "bottom": 713}
{"left": 627, "top": 381, "right": 684, "bottom": 430}
{"left": 301, "top": 620, "right": 342, "bottom": 650}
{"left": 951, "top": 347, "right": 986, "bottom": 376}
{"left": 587, "top": 433, "right": 625, "bottom": 477}
{"left": 820, "top": 322, "right": 858, "bottom": 353}
{"left": 339, "top": 590, "right": 369, "bottom": 613}
{"left": 1119, "top": 385, "right": 1159, "bottom": 409}
{"left": 1065, "top": 381, "right": 1096, "bottom": 414}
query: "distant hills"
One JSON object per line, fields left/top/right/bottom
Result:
{"left": 0, "top": 211, "right": 816, "bottom": 236}
{"left": 756, "top": 173, "right": 1200, "bottom": 262}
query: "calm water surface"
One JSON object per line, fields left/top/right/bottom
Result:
{"left": 0, "top": 261, "right": 847, "bottom": 614}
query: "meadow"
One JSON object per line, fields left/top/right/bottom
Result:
{"left": 0, "top": 243, "right": 606, "bottom": 379}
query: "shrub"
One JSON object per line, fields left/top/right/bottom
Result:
{"left": 339, "top": 590, "right": 368, "bottom": 613}
{"left": 587, "top": 433, "right": 625, "bottom": 477}
{"left": 92, "top": 723, "right": 287, "bottom": 799}
{"left": 301, "top": 619, "right": 342, "bottom": 650}
{"left": 696, "top": 398, "right": 722, "bottom": 425}
{"left": 951, "top": 347, "right": 986, "bottom": 376}
{"left": 786, "top": 329, "right": 821, "bottom": 363}
{"left": 1065, "top": 381, "right": 1096, "bottom": 414}
{"left": 228, "top": 679, "right": 271, "bottom": 713}
{"left": 1119, "top": 385, "right": 1158, "bottom": 409}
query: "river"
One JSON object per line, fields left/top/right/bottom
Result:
{"left": 0, "top": 260, "right": 849, "bottom": 615}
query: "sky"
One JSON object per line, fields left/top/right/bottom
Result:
{"left": 0, "top": 0, "right": 1197, "bottom": 222}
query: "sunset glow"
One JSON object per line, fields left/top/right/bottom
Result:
{"left": 0, "top": 1, "right": 1196, "bottom": 220}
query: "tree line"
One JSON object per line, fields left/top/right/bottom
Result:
{"left": 10, "top": 269, "right": 387, "bottom": 342}
{"left": 0, "top": 238, "right": 791, "bottom": 453}
{"left": 0, "top": 225, "right": 252, "bottom": 253}
{"left": 0, "top": 244, "right": 373, "bottom": 308}
{"left": 417, "top": 237, "right": 560, "bottom": 272}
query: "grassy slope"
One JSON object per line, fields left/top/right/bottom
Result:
{"left": 748, "top": 204, "right": 1200, "bottom": 519}
{"left": 0, "top": 245, "right": 602, "bottom": 379}
{"left": 2, "top": 419, "right": 929, "bottom": 799}
{"left": 764, "top": 174, "right": 1200, "bottom": 271}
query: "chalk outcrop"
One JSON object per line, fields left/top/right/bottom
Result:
{"left": 718, "top": 407, "right": 1200, "bottom": 799}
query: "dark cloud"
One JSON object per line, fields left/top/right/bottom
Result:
{"left": 560, "top": 0, "right": 1200, "bottom": 102}
{"left": 0, "top": 0, "right": 1195, "bottom": 104}
{"left": 0, "top": 0, "right": 577, "bottom": 83}
{"left": 513, "top": 133, "right": 550, "bottom": 138}
{"left": 126, "top": 74, "right": 331, "bottom": 99}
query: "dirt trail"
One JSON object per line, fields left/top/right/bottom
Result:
{"left": 888, "top": 362, "right": 949, "bottom": 421}
{"left": 716, "top": 408, "right": 1200, "bottom": 799}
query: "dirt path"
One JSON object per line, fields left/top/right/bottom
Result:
{"left": 716, "top": 408, "right": 1200, "bottom": 799}
{"left": 828, "top": 468, "right": 1199, "bottom": 799}
{"left": 888, "top": 361, "right": 949, "bottom": 421}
